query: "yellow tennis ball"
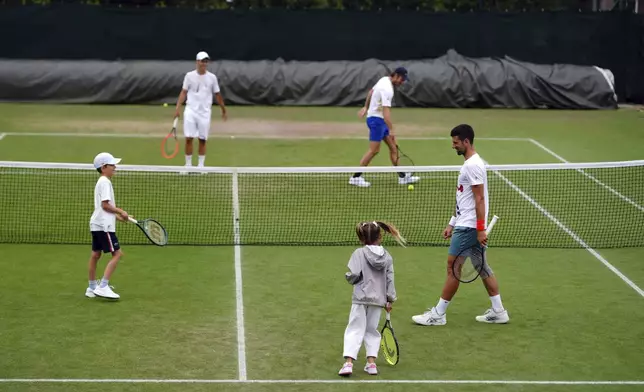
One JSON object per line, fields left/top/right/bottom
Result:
{"left": 408, "top": 184, "right": 414, "bottom": 191}
{"left": 163, "top": 103, "right": 168, "bottom": 107}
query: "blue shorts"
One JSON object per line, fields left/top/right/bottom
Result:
{"left": 448, "top": 226, "right": 494, "bottom": 278}
{"left": 366, "top": 117, "right": 389, "bottom": 142}
{"left": 91, "top": 231, "right": 120, "bottom": 254}
{"left": 448, "top": 227, "right": 483, "bottom": 256}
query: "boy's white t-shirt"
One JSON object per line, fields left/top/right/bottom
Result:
{"left": 90, "top": 176, "right": 116, "bottom": 232}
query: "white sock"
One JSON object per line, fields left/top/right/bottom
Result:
{"left": 185, "top": 155, "right": 192, "bottom": 166}
{"left": 198, "top": 155, "right": 206, "bottom": 167}
{"left": 436, "top": 298, "right": 450, "bottom": 315}
{"left": 490, "top": 294, "right": 504, "bottom": 312}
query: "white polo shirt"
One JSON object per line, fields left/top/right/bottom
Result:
{"left": 454, "top": 153, "right": 489, "bottom": 229}
{"left": 182, "top": 70, "right": 220, "bottom": 118}
{"left": 366, "top": 77, "right": 394, "bottom": 119}
{"left": 90, "top": 176, "right": 116, "bottom": 232}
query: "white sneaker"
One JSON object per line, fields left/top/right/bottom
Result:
{"left": 398, "top": 173, "right": 420, "bottom": 185}
{"left": 85, "top": 288, "right": 96, "bottom": 298}
{"left": 93, "top": 285, "right": 120, "bottom": 299}
{"left": 475, "top": 308, "right": 510, "bottom": 324}
{"left": 364, "top": 363, "right": 378, "bottom": 375}
{"left": 338, "top": 362, "right": 353, "bottom": 377}
{"left": 349, "top": 176, "right": 371, "bottom": 187}
{"left": 412, "top": 307, "right": 447, "bottom": 326}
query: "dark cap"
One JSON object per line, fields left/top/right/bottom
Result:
{"left": 393, "top": 66, "right": 409, "bottom": 81}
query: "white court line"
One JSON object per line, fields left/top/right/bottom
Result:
{"left": 491, "top": 167, "right": 644, "bottom": 298}
{"left": 231, "top": 170, "right": 247, "bottom": 381}
{"left": 0, "top": 379, "right": 642, "bottom": 385}
{"left": 0, "top": 133, "right": 5, "bottom": 141}
{"left": 2, "top": 132, "right": 531, "bottom": 141}
{"left": 529, "top": 138, "right": 644, "bottom": 213}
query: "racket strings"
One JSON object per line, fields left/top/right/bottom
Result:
{"left": 453, "top": 246, "right": 485, "bottom": 282}
{"left": 381, "top": 328, "right": 399, "bottom": 364}
{"left": 143, "top": 221, "right": 167, "bottom": 244}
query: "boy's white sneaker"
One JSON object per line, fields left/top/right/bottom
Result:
{"left": 85, "top": 288, "right": 96, "bottom": 298}
{"left": 93, "top": 285, "right": 120, "bottom": 299}
{"left": 349, "top": 177, "right": 371, "bottom": 187}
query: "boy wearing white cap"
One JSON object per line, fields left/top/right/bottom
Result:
{"left": 86, "top": 152, "right": 129, "bottom": 300}
{"left": 174, "top": 51, "right": 228, "bottom": 169}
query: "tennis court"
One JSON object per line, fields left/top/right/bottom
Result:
{"left": 1, "top": 103, "right": 643, "bottom": 392}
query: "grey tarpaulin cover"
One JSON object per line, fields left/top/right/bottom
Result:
{"left": 0, "top": 50, "right": 616, "bottom": 109}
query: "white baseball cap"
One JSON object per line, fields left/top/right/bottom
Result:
{"left": 93, "top": 152, "right": 121, "bottom": 169}
{"left": 196, "top": 51, "right": 210, "bottom": 61}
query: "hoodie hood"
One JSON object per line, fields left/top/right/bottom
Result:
{"left": 364, "top": 245, "right": 387, "bottom": 270}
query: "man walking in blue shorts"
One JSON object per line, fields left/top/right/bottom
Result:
{"left": 350, "top": 67, "right": 420, "bottom": 188}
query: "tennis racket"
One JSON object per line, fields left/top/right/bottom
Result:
{"left": 452, "top": 215, "right": 499, "bottom": 283}
{"left": 128, "top": 217, "right": 168, "bottom": 246}
{"left": 396, "top": 143, "right": 415, "bottom": 176}
{"left": 380, "top": 311, "right": 400, "bottom": 366}
{"left": 161, "top": 117, "right": 179, "bottom": 159}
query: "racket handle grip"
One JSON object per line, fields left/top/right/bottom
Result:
{"left": 386, "top": 311, "right": 391, "bottom": 320}
{"left": 128, "top": 217, "right": 138, "bottom": 224}
{"left": 486, "top": 215, "right": 499, "bottom": 235}
{"left": 173, "top": 117, "right": 179, "bottom": 128}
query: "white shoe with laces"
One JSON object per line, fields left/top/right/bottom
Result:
{"left": 398, "top": 173, "right": 420, "bottom": 185}
{"left": 349, "top": 176, "right": 371, "bottom": 187}
{"left": 411, "top": 307, "right": 447, "bottom": 326}
{"left": 85, "top": 288, "right": 96, "bottom": 298}
{"left": 93, "top": 285, "right": 120, "bottom": 300}
{"left": 475, "top": 308, "right": 510, "bottom": 324}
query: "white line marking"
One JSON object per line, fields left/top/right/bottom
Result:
{"left": 0, "top": 133, "right": 5, "bottom": 141}
{"left": 2, "top": 132, "right": 530, "bottom": 141}
{"left": 492, "top": 167, "right": 644, "bottom": 298}
{"left": 231, "top": 170, "right": 247, "bottom": 381}
{"left": 0, "top": 379, "right": 642, "bottom": 385}
{"left": 529, "top": 138, "right": 644, "bottom": 213}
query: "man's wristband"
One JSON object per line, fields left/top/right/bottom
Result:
{"left": 477, "top": 220, "right": 486, "bottom": 231}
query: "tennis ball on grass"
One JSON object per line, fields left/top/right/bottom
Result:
{"left": 163, "top": 103, "right": 168, "bottom": 107}
{"left": 408, "top": 185, "right": 414, "bottom": 191}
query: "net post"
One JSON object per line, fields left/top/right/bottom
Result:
{"left": 231, "top": 169, "right": 241, "bottom": 245}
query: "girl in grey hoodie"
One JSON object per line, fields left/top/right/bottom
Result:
{"left": 338, "top": 221, "right": 405, "bottom": 377}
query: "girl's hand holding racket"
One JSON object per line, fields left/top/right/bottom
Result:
{"left": 385, "top": 302, "right": 392, "bottom": 312}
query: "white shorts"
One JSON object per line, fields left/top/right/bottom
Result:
{"left": 183, "top": 111, "right": 211, "bottom": 140}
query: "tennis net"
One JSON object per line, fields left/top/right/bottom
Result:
{"left": 1, "top": 160, "right": 643, "bottom": 248}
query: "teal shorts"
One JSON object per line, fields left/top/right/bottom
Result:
{"left": 448, "top": 226, "right": 494, "bottom": 278}
{"left": 448, "top": 227, "right": 482, "bottom": 256}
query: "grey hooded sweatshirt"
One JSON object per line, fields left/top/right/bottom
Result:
{"left": 345, "top": 245, "right": 397, "bottom": 307}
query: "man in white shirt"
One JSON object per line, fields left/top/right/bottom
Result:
{"left": 350, "top": 67, "right": 419, "bottom": 187}
{"left": 87, "top": 152, "right": 130, "bottom": 300}
{"left": 412, "top": 124, "right": 510, "bottom": 325}
{"left": 174, "top": 51, "right": 228, "bottom": 169}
